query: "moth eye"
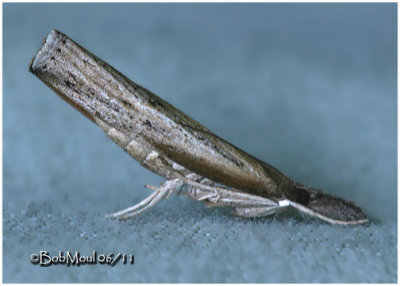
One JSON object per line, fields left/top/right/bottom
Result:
{"left": 294, "top": 186, "right": 310, "bottom": 205}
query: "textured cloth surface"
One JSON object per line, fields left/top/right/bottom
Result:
{"left": 3, "top": 3, "right": 397, "bottom": 283}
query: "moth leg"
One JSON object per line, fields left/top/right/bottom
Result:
{"left": 105, "top": 154, "right": 197, "bottom": 220}
{"left": 185, "top": 175, "right": 219, "bottom": 201}
{"left": 233, "top": 200, "right": 291, "bottom": 218}
{"left": 232, "top": 206, "right": 278, "bottom": 217}
{"left": 106, "top": 186, "right": 160, "bottom": 218}
{"left": 205, "top": 189, "right": 278, "bottom": 208}
{"left": 106, "top": 178, "right": 183, "bottom": 220}
{"left": 181, "top": 175, "right": 278, "bottom": 208}
{"left": 106, "top": 150, "right": 180, "bottom": 219}
{"left": 187, "top": 185, "right": 221, "bottom": 202}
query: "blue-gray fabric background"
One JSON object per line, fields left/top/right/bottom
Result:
{"left": 3, "top": 3, "right": 397, "bottom": 283}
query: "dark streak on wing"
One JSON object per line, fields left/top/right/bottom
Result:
{"left": 106, "top": 69, "right": 294, "bottom": 198}
{"left": 133, "top": 86, "right": 292, "bottom": 197}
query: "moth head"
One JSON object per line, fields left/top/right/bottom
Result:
{"left": 291, "top": 185, "right": 367, "bottom": 224}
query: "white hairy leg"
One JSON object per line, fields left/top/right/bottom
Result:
{"left": 181, "top": 175, "right": 294, "bottom": 218}
{"left": 106, "top": 178, "right": 183, "bottom": 220}
{"left": 233, "top": 206, "right": 279, "bottom": 217}
{"left": 107, "top": 171, "right": 287, "bottom": 220}
{"left": 105, "top": 151, "right": 188, "bottom": 220}
{"left": 233, "top": 199, "right": 291, "bottom": 218}
{"left": 181, "top": 175, "right": 278, "bottom": 208}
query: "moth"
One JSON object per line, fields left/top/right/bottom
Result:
{"left": 30, "top": 30, "right": 368, "bottom": 225}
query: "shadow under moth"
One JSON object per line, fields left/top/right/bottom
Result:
{"left": 29, "top": 30, "right": 368, "bottom": 225}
